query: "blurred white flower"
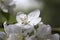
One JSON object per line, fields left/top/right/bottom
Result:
{"left": 0, "top": 0, "right": 43, "bottom": 13}
{"left": 0, "top": 0, "right": 13, "bottom": 13}
{"left": 3, "top": 21, "right": 23, "bottom": 36}
{"left": 24, "top": 23, "right": 59, "bottom": 40}
{"left": 15, "top": 9, "right": 41, "bottom": 29}
{"left": 0, "top": 32, "right": 7, "bottom": 40}
{"left": 3, "top": 21, "right": 36, "bottom": 40}
{"left": 3, "top": 21, "right": 26, "bottom": 40}
{"left": 49, "top": 34, "right": 59, "bottom": 40}
{"left": 36, "top": 24, "right": 51, "bottom": 38}
{"left": 35, "top": 23, "right": 59, "bottom": 40}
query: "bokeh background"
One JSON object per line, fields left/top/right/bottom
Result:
{"left": 0, "top": 0, "right": 60, "bottom": 34}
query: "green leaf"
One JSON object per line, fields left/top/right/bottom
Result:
{"left": 0, "top": 9, "right": 10, "bottom": 20}
{"left": 0, "top": 13, "right": 7, "bottom": 23}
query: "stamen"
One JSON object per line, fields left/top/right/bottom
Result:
{"left": 21, "top": 15, "right": 28, "bottom": 24}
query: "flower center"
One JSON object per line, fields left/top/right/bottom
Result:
{"left": 21, "top": 16, "right": 28, "bottom": 24}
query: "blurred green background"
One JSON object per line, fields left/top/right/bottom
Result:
{"left": 0, "top": 0, "right": 60, "bottom": 34}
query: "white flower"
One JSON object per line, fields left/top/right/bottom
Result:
{"left": 36, "top": 24, "right": 51, "bottom": 38}
{"left": 25, "top": 23, "right": 60, "bottom": 40}
{"left": 0, "top": 32, "right": 7, "bottom": 40}
{"left": 25, "top": 34, "right": 59, "bottom": 40}
{"left": 3, "top": 21, "right": 24, "bottom": 36}
{"left": 15, "top": 9, "right": 41, "bottom": 29}
{"left": 35, "top": 23, "right": 59, "bottom": 40}
{"left": 3, "top": 9, "right": 41, "bottom": 37}
{"left": 0, "top": 0, "right": 43, "bottom": 13}
{"left": 3, "top": 21, "right": 35, "bottom": 40}
{"left": 44, "top": 34, "right": 59, "bottom": 40}
{"left": 3, "top": 19, "right": 60, "bottom": 40}
{"left": 49, "top": 34, "right": 59, "bottom": 40}
{"left": 3, "top": 9, "right": 41, "bottom": 38}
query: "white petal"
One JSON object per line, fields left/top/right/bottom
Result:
{"left": 14, "top": 23, "right": 22, "bottom": 27}
{"left": 3, "top": 22, "right": 22, "bottom": 35}
{"left": 37, "top": 24, "right": 51, "bottom": 38}
{"left": 16, "top": 12, "right": 26, "bottom": 23}
{"left": 28, "top": 9, "right": 40, "bottom": 21}
{"left": 51, "top": 34, "right": 59, "bottom": 40}
{"left": 4, "top": 24, "right": 15, "bottom": 36}
{"left": 2, "top": 9, "right": 8, "bottom": 13}
{"left": 29, "top": 17, "right": 41, "bottom": 26}
{"left": 3, "top": 21, "right": 9, "bottom": 36}
{"left": 21, "top": 24, "right": 33, "bottom": 29}
{"left": 20, "top": 24, "right": 34, "bottom": 36}
{"left": 39, "top": 22, "right": 43, "bottom": 24}
{"left": 0, "top": 32, "right": 7, "bottom": 40}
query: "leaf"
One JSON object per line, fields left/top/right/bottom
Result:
{"left": 0, "top": 9, "right": 10, "bottom": 20}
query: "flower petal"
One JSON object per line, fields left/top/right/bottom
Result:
{"left": 16, "top": 12, "right": 26, "bottom": 23}
{"left": 21, "top": 24, "right": 33, "bottom": 29}
{"left": 3, "top": 21, "right": 22, "bottom": 36}
{"left": 29, "top": 17, "right": 41, "bottom": 26}
{"left": 51, "top": 34, "right": 59, "bottom": 40}
{"left": 20, "top": 24, "right": 35, "bottom": 36}
{"left": 39, "top": 22, "right": 43, "bottom": 24}
{"left": 14, "top": 23, "right": 22, "bottom": 27}
{"left": 28, "top": 9, "right": 40, "bottom": 22}
{"left": 0, "top": 32, "right": 7, "bottom": 40}
{"left": 37, "top": 24, "right": 51, "bottom": 38}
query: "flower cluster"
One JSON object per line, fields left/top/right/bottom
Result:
{"left": 1, "top": 9, "right": 59, "bottom": 40}
{"left": 0, "top": 0, "right": 59, "bottom": 40}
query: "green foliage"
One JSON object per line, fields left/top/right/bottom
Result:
{"left": 0, "top": 13, "right": 7, "bottom": 23}
{"left": 0, "top": 9, "right": 10, "bottom": 20}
